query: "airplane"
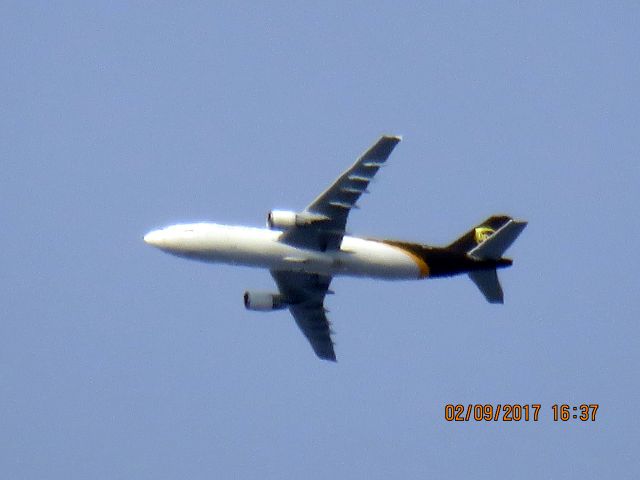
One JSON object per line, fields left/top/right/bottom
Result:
{"left": 144, "top": 135, "right": 526, "bottom": 361}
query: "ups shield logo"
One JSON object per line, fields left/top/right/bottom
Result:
{"left": 474, "top": 227, "right": 494, "bottom": 244}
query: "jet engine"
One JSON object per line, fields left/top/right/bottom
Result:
{"left": 266, "top": 210, "right": 328, "bottom": 230}
{"left": 243, "top": 291, "right": 287, "bottom": 311}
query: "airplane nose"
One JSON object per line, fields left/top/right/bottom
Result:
{"left": 143, "top": 229, "right": 164, "bottom": 247}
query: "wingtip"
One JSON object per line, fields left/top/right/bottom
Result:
{"left": 383, "top": 134, "right": 403, "bottom": 142}
{"left": 318, "top": 350, "right": 337, "bottom": 362}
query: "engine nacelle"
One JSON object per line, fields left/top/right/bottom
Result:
{"left": 243, "top": 291, "right": 287, "bottom": 311}
{"left": 267, "top": 210, "right": 298, "bottom": 229}
{"left": 266, "top": 210, "right": 328, "bottom": 230}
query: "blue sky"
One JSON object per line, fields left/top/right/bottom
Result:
{"left": 2, "top": 2, "right": 639, "bottom": 478}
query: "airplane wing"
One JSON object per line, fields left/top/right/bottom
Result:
{"left": 280, "top": 135, "right": 402, "bottom": 251}
{"left": 270, "top": 270, "right": 336, "bottom": 361}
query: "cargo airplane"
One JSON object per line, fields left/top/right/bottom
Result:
{"left": 144, "top": 136, "right": 526, "bottom": 361}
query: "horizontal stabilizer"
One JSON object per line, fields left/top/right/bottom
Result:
{"left": 469, "top": 220, "right": 527, "bottom": 260}
{"left": 468, "top": 269, "right": 504, "bottom": 304}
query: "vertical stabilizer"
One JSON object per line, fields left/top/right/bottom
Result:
{"left": 450, "top": 216, "right": 527, "bottom": 303}
{"left": 447, "top": 216, "right": 513, "bottom": 253}
{"left": 468, "top": 220, "right": 527, "bottom": 260}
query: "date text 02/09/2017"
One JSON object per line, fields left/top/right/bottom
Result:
{"left": 444, "top": 404, "right": 599, "bottom": 422}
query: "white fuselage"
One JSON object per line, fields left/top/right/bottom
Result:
{"left": 143, "top": 223, "right": 423, "bottom": 280}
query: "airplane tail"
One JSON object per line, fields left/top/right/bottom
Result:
{"left": 448, "top": 216, "right": 527, "bottom": 303}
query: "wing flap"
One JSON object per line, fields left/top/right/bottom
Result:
{"left": 280, "top": 135, "right": 401, "bottom": 251}
{"left": 308, "top": 135, "right": 401, "bottom": 217}
{"left": 270, "top": 270, "right": 336, "bottom": 361}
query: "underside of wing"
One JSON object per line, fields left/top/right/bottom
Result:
{"left": 270, "top": 270, "right": 336, "bottom": 361}
{"left": 280, "top": 135, "right": 402, "bottom": 251}
{"left": 289, "top": 304, "right": 336, "bottom": 361}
